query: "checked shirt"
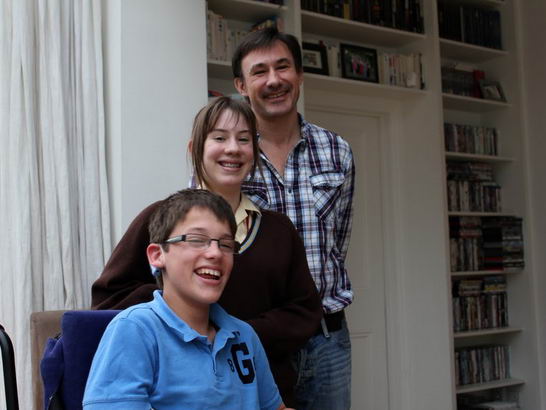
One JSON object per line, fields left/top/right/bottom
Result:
{"left": 242, "top": 115, "right": 355, "bottom": 314}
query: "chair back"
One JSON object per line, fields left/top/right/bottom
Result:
{"left": 30, "top": 310, "right": 66, "bottom": 410}
{"left": 0, "top": 324, "right": 19, "bottom": 410}
{"left": 40, "top": 310, "right": 120, "bottom": 410}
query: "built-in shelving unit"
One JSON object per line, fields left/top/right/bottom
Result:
{"left": 439, "top": 0, "right": 539, "bottom": 407}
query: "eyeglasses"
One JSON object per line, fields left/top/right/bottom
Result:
{"left": 164, "top": 233, "right": 240, "bottom": 255}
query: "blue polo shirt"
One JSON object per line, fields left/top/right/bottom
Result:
{"left": 83, "top": 291, "right": 282, "bottom": 410}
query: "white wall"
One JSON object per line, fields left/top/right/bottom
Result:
{"left": 519, "top": 2, "right": 546, "bottom": 409}
{"left": 102, "top": 0, "right": 208, "bottom": 243}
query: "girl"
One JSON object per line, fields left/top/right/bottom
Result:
{"left": 91, "top": 97, "right": 322, "bottom": 407}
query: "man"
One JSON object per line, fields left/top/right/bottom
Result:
{"left": 233, "top": 27, "right": 355, "bottom": 410}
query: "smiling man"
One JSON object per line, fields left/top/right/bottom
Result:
{"left": 233, "top": 28, "right": 356, "bottom": 410}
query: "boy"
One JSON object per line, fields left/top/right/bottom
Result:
{"left": 83, "top": 189, "right": 290, "bottom": 410}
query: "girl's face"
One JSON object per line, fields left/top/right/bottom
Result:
{"left": 202, "top": 109, "right": 254, "bottom": 193}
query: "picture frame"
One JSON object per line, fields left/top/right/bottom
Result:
{"left": 479, "top": 80, "right": 507, "bottom": 102}
{"left": 302, "top": 42, "right": 329, "bottom": 76}
{"left": 340, "top": 43, "right": 379, "bottom": 83}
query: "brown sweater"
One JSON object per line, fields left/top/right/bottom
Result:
{"left": 91, "top": 201, "right": 322, "bottom": 406}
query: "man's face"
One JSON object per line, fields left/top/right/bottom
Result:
{"left": 234, "top": 41, "right": 303, "bottom": 121}
{"left": 149, "top": 207, "right": 234, "bottom": 310}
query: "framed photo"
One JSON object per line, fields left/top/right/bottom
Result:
{"left": 479, "top": 80, "right": 506, "bottom": 102}
{"left": 340, "top": 43, "right": 379, "bottom": 83}
{"left": 302, "top": 42, "right": 329, "bottom": 76}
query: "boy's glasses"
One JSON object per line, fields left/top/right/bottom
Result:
{"left": 164, "top": 233, "right": 240, "bottom": 255}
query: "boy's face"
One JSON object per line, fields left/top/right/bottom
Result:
{"left": 234, "top": 40, "right": 303, "bottom": 121}
{"left": 147, "top": 207, "right": 234, "bottom": 310}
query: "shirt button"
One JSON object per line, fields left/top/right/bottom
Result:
{"left": 287, "top": 188, "right": 292, "bottom": 194}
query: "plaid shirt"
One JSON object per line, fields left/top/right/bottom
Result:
{"left": 242, "top": 116, "right": 355, "bottom": 314}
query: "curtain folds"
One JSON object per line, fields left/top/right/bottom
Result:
{"left": 0, "top": 1, "right": 110, "bottom": 408}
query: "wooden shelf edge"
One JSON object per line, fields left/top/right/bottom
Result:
{"left": 447, "top": 211, "right": 518, "bottom": 217}
{"left": 451, "top": 269, "right": 522, "bottom": 277}
{"left": 456, "top": 378, "right": 525, "bottom": 394}
{"left": 304, "top": 73, "right": 427, "bottom": 99}
{"left": 445, "top": 152, "right": 514, "bottom": 163}
{"left": 208, "top": 0, "right": 286, "bottom": 23}
{"left": 440, "top": 38, "right": 507, "bottom": 62}
{"left": 442, "top": 93, "right": 512, "bottom": 112}
{"left": 454, "top": 327, "right": 523, "bottom": 339}
{"left": 301, "top": 10, "right": 425, "bottom": 47}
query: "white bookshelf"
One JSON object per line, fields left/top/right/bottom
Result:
{"left": 440, "top": 0, "right": 540, "bottom": 407}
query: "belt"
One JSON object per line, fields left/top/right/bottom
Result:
{"left": 317, "top": 310, "right": 345, "bottom": 336}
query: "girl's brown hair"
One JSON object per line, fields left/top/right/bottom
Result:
{"left": 190, "top": 97, "right": 259, "bottom": 188}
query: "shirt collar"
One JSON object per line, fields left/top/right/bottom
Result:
{"left": 234, "top": 193, "right": 260, "bottom": 224}
{"left": 257, "top": 113, "right": 309, "bottom": 154}
{"left": 150, "top": 290, "right": 238, "bottom": 344}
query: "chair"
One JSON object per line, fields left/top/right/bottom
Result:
{"left": 30, "top": 311, "right": 66, "bottom": 410}
{"left": 40, "top": 310, "right": 120, "bottom": 410}
{"left": 0, "top": 323, "right": 19, "bottom": 410}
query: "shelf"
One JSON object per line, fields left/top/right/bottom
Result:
{"left": 208, "top": 0, "right": 286, "bottom": 23}
{"left": 440, "top": 38, "right": 507, "bottom": 63}
{"left": 456, "top": 378, "right": 525, "bottom": 395}
{"left": 448, "top": 211, "right": 516, "bottom": 217}
{"left": 442, "top": 0, "right": 506, "bottom": 7}
{"left": 454, "top": 327, "right": 523, "bottom": 339}
{"left": 208, "top": 59, "right": 232, "bottom": 80}
{"left": 301, "top": 10, "right": 425, "bottom": 48}
{"left": 443, "top": 93, "right": 511, "bottom": 112}
{"left": 451, "top": 269, "right": 522, "bottom": 277}
{"left": 304, "top": 73, "right": 427, "bottom": 99}
{"left": 445, "top": 152, "right": 514, "bottom": 163}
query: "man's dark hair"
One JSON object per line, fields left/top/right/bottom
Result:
{"left": 148, "top": 189, "right": 237, "bottom": 247}
{"left": 232, "top": 27, "right": 303, "bottom": 79}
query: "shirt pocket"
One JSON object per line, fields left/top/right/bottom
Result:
{"left": 309, "top": 171, "right": 345, "bottom": 222}
{"left": 241, "top": 180, "right": 269, "bottom": 209}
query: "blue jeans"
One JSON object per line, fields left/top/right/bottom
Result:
{"left": 293, "top": 319, "right": 351, "bottom": 410}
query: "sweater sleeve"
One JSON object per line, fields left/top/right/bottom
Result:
{"left": 245, "top": 213, "right": 323, "bottom": 358}
{"left": 91, "top": 202, "right": 161, "bottom": 309}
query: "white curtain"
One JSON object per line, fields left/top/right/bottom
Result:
{"left": 0, "top": 1, "right": 111, "bottom": 408}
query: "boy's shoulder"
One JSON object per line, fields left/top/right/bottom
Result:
{"left": 210, "top": 304, "right": 258, "bottom": 339}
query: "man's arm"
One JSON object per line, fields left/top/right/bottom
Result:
{"left": 91, "top": 202, "right": 161, "bottom": 309}
{"left": 335, "top": 146, "right": 356, "bottom": 263}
